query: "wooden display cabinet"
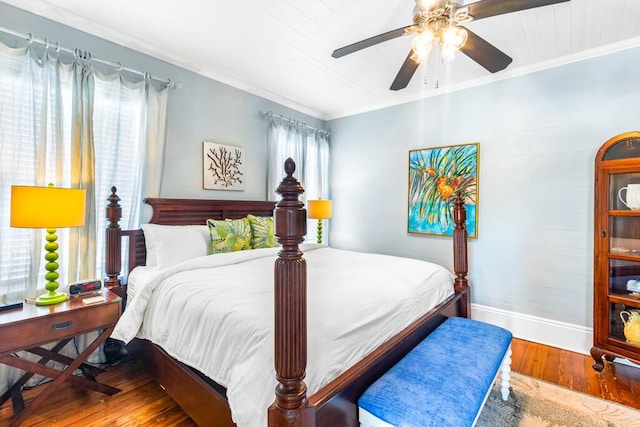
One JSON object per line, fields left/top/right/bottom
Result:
{"left": 592, "top": 131, "right": 640, "bottom": 371}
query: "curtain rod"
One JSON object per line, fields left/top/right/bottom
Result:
{"left": 0, "top": 25, "right": 176, "bottom": 88}
{"left": 263, "top": 111, "right": 330, "bottom": 137}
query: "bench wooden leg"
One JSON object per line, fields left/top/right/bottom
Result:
{"left": 500, "top": 346, "right": 512, "bottom": 401}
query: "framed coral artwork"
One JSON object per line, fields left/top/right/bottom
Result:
{"left": 203, "top": 141, "right": 246, "bottom": 190}
{"left": 408, "top": 142, "right": 479, "bottom": 238}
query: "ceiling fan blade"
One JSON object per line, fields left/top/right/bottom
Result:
{"left": 332, "top": 26, "right": 413, "bottom": 58}
{"left": 390, "top": 52, "right": 420, "bottom": 91}
{"left": 459, "top": 27, "right": 513, "bottom": 73}
{"left": 467, "top": 0, "right": 570, "bottom": 21}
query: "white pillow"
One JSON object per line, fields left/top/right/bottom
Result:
{"left": 141, "top": 224, "right": 211, "bottom": 269}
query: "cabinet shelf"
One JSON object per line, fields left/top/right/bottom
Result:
{"left": 608, "top": 253, "right": 640, "bottom": 261}
{"left": 608, "top": 293, "right": 640, "bottom": 307}
{"left": 608, "top": 210, "right": 640, "bottom": 216}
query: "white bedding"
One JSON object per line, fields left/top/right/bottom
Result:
{"left": 112, "top": 244, "right": 454, "bottom": 427}
{"left": 125, "top": 265, "right": 158, "bottom": 301}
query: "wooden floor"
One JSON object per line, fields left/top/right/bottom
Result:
{"left": 1, "top": 338, "right": 638, "bottom": 426}
{"left": 511, "top": 339, "right": 640, "bottom": 409}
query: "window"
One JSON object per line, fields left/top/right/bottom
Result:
{"left": 266, "top": 116, "right": 330, "bottom": 242}
{"left": 0, "top": 44, "right": 166, "bottom": 301}
{"left": 92, "top": 77, "right": 146, "bottom": 267}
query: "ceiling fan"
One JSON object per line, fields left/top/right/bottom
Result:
{"left": 332, "top": 0, "right": 571, "bottom": 91}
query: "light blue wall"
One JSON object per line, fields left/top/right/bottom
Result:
{"left": 0, "top": 2, "right": 325, "bottom": 202}
{"left": 328, "top": 47, "right": 640, "bottom": 327}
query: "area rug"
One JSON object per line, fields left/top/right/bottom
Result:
{"left": 476, "top": 372, "right": 640, "bottom": 427}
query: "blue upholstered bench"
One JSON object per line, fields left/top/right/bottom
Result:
{"left": 358, "top": 317, "right": 513, "bottom": 427}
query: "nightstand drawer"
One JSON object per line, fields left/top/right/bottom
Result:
{"left": 0, "top": 302, "right": 120, "bottom": 354}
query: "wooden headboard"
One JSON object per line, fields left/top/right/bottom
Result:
{"left": 144, "top": 197, "right": 276, "bottom": 224}
{"left": 104, "top": 186, "right": 276, "bottom": 294}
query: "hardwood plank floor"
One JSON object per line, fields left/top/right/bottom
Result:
{"left": 511, "top": 339, "right": 640, "bottom": 409}
{"left": 1, "top": 338, "right": 638, "bottom": 426}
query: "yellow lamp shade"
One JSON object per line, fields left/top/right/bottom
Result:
{"left": 308, "top": 199, "right": 333, "bottom": 220}
{"left": 10, "top": 185, "right": 86, "bottom": 228}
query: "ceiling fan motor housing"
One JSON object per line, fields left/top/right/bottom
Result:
{"left": 411, "top": 1, "right": 474, "bottom": 33}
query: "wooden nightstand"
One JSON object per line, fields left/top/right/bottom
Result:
{"left": 0, "top": 288, "right": 122, "bottom": 426}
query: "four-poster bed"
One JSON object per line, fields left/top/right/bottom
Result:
{"left": 105, "top": 159, "right": 471, "bottom": 427}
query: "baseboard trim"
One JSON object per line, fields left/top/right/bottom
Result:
{"left": 471, "top": 304, "right": 640, "bottom": 368}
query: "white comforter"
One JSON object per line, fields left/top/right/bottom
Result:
{"left": 111, "top": 244, "right": 454, "bottom": 427}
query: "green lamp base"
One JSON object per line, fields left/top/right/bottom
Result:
{"left": 316, "top": 219, "right": 323, "bottom": 244}
{"left": 35, "top": 291, "right": 68, "bottom": 306}
{"left": 36, "top": 225, "right": 67, "bottom": 306}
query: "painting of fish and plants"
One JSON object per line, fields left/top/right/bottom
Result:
{"left": 408, "top": 143, "right": 478, "bottom": 238}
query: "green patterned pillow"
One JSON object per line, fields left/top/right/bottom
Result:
{"left": 206, "top": 218, "right": 252, "bottom": 253}
{"left": 246, "top": 214, "right": 278, "bottom": 249}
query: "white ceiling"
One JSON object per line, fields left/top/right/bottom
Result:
{"left": 4, "top": 0, "right": 640, "bottom": 120}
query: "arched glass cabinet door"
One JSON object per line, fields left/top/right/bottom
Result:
{"left": 592, "top": 131, "right": 640, "bottom": 372}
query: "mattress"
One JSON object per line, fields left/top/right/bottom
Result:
{"left": 112, "top": 244, "right": 454, "bottom": 427}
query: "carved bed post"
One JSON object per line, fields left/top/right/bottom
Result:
{"left": 105, "top": 187, "right": 122, "bottom": 292}
{"left": 268, "top": 159, "right": 315, "bottom": 427}
{"left": 452, "top": 195, "right": 471, "bottom": 318}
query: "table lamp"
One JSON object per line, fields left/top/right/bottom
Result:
{"left": 10, "top": 184, "right": 86, "bottom": 305}
{"left": 307, "top": 199, "right": 332, "bottom": 244}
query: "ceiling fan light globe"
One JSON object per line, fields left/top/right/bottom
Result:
{"left": 412, "top": 29, "right": 435, "bottom": 48}
{"left": 411, "top": 31, "right": 434, "bottom": 62}
{"left": 441, "top": 25, "right": 467, "bottom": 49}
{"left": 410, "top": 45, "right": 432, "bottom": 63}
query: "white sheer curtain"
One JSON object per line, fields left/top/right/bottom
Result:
{"left": 140, "top": 80, "right": 168, "bottom": 222}
{"left": 0, "top": 45, "right": 169, "bottom": 302}
{"left": 0, "top": 37, "right": 169, "bottom": 393}
{"left": 0, "top": 44, "right": 74, "bottom": 301}
{"left": 91, "top": 73, "right": 169, "bottom": 264}
{"left": 266, "top": 114, "right": 330, "bottom": 241}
